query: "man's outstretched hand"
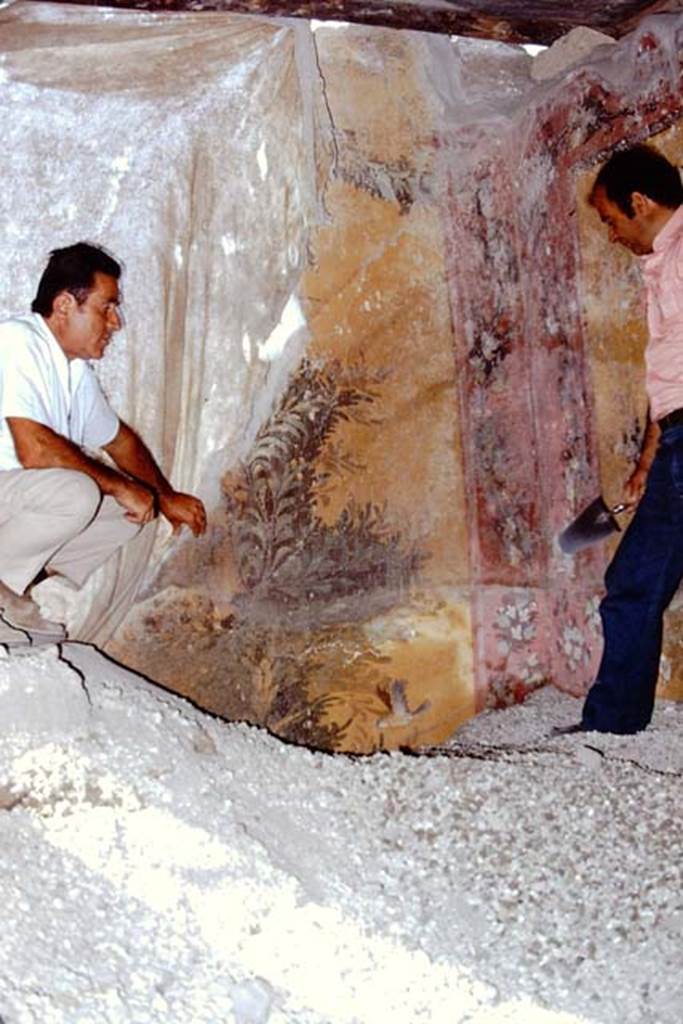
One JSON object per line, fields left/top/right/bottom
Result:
{"left": 159, "top": 490, "right": 207, "bottom": 536}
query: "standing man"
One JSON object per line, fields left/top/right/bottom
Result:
{"left": 570, "top": 144, "right": 683, "bottom": 734}
{"left": 0, "top": 242, "right": 206, "bottom": 639}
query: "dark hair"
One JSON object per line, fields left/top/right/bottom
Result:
{"left": 590, "top": 144, "right": 683, "bottom": 216}
{"left": 31, "top": 242, "right": 121, "bottom": 316}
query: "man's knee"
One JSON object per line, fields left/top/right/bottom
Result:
{"left": 95, "top": 495, "right": 145, "bottom": 546}
{"left": 116, "top": 515, "right": 144, "bottom": 546}
{"left": 51, "top": 470, "right": 102, "bottom": 526}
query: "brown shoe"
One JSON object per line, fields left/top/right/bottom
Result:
{"left": 0, "top": 581, "right": 66, "bottom": 643}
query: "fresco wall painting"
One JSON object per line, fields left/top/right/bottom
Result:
{"left": 444, "top": 20, "right": 683, "bottom": 710}
{"left": 126, "top": 18, "right": 683, "bottom": 739}
{"left": 109, "top": 26, "right": 476, "bottom": 752}
{"left": 4, "top": 7, "right": 683, "bottom": 753}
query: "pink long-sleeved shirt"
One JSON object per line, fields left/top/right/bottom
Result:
{"left": 642, "top": 203, "right": 683, "bottom": 421}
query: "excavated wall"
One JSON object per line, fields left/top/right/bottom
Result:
{"left": 443, "top": 17, "right": 683, "bottom": 714}
{"left": 2, "top": 2, "right": 683, "bottom": 750}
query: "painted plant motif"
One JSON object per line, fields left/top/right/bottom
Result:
{"left": 467, "top": 311, "right": 514, "bottom": 385}
{"left": 338, "top": 149, "right": 431, "bottom": 215}
{"left": 116, "top": 356, "right": 429, "bottom": 753}
{"left": 115, "top": 581, "right": 414, "bottom": 751}
{"left": 553, "top": 591, "right": 602, "bottom": 688}
{"left": 225, "top": 356, "right": 425, "bottom": 619}
{"left": 584, "top": 594, "right": 602, "bottom": 640}
{"left": 204, "top": 355, "right": 428, "bottom": 749}
{"left": 474, "top": 418, "right": 537, "bottom": 568}
{"left": 486, "top": 592, "right": 549, "bottom": 708}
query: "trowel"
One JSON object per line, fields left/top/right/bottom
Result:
{"left": 558, "top": 497, "right": 627, "bottom": 554}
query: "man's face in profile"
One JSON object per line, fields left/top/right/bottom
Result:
{"left": 592, "top": 185, "right": 656, "bottom": 256}
{"left": 57, "top": 272, "right": 122, "bottom": 361}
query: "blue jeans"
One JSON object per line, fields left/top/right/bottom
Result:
{"left": 582, "top": 424, "right": 683, "bottom": 733}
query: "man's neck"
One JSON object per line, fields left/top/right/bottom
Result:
{"left": 650, "top": 203, "right": 681, "bottom": 249}
{"left": 42, "top": 314, "right": 73, "bottom": 360}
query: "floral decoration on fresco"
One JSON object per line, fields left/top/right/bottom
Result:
{"left": 485, "top": 592, "right": 548, "bottom": 708}
{"left": 559, "top": 623, "right": 593, "bottom": 674}
{"left": 115, "top": 354, "right": 429, "bottom": 752}
{"left": 338, "top": 149, "right": 432, "bottom": 215}
{"left": 553, "top": 591, "right": 603, "bottom": 688}
{"left": 225, "top": 356, "right": 425, "bottom": 623}
{"left": 214, "top": 355, "right": 427, "bottom": 749}
{"left": 467, "top": 312, "right": 514, "bottom": 385}
{"left": 584, "top": 595, "right": 602, "bottom": 640}
{"left": 473, "top": 419, "right": 537, "bottom": 568}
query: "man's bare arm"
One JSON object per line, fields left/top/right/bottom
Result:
{"left": 104, "top": 421, "right": 206, "bottom": 536}
{"left": 7, "top": 416, "right": 156, "bottom": 524}
{"left": 623, "top": 411, "right": 660, "bottom": 507}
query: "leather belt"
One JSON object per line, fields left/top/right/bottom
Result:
{"left": 658, "top": 407, "right": 683, "bottom": 432}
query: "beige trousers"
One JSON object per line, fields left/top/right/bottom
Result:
{"left": 0, "top": 468, "right": 142, "bottom": 596}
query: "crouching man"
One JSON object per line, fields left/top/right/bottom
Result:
{"left": 0, "top": 242, "right": 206, "bottom": 640}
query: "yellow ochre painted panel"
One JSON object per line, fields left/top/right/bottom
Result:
{"left": 303, "top": 181, "right": 469, "bottom": 587}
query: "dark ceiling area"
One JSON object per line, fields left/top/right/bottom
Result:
{"left": 48, "top": 0, "right": 683, "bottom": 44}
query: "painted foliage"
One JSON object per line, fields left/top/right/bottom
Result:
{"left": 110, "top": 26, "right": 475, "bottom": 752}
{"left": 113, "top": 18, "right": 683, "bottom": 742}
{"left": 226, "top": 357, "right": 423, "bottom": 618}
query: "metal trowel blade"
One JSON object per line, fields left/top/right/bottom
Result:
{"left": 558, "top": 496, "right": 623, "bottom": 555}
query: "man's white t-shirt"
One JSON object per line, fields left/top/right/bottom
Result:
{"left": 0, "top": 313, "right": 119, "bottom": 471}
